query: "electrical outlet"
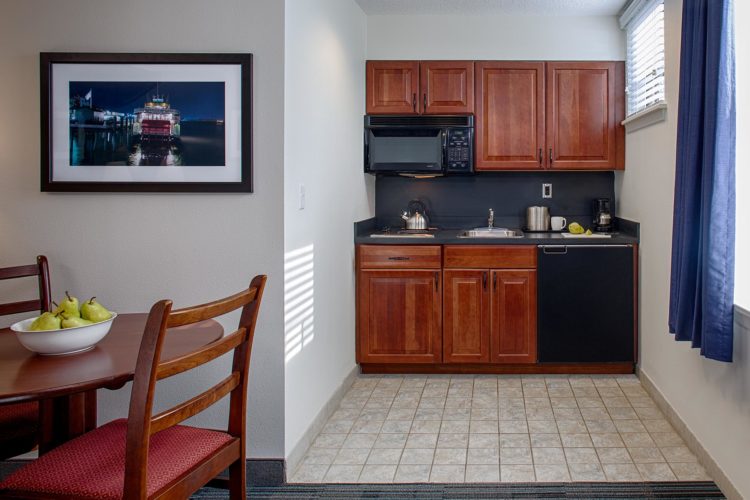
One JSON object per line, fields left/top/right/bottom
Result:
{"left": 543, "top": 183, "right": 552, "bottom": 198}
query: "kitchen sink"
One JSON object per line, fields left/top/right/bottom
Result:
{"left": 457, "top": 228, "right": 524, "bottom": 238}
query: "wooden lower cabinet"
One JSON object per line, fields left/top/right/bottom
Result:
{"left": 443, "top": 268, "right": 537, "bottom": 364}
{"left": 490, "top": 270, "right": 537, "bottom": 363}
{"left": 443, "top": 270, "right": 490, "bottom": 363}
{"left": 357, "top": 269, "right": 442, "bottom": 364}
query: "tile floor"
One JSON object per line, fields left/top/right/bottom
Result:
{"left": 290, "top": 374, "right": 712, "bottom": 484}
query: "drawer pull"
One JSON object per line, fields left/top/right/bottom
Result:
{"left": 387, "top": 256, "right": 410, "bottom": 261}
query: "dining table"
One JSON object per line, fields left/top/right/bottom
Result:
{"left": 0, "top": 313, "right": 223, "bottom": 454}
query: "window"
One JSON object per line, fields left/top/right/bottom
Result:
{"left": 620, "top": 0, "right": 665, "bottom": 116}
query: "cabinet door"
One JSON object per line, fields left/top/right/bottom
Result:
{"left": 475, "top": 62, "right": 545, "bottom": 170}
{"left": 366, "top": 61, "right": 420, "bottom": 114}
{"left": 443, "top": 270, "right": 489, "bottom": 363}
{"left": 490, "top": 270, "right": 537, "bottom": 363}
{"left": 357, "top": 270, "right": 441, "bottom": 363}
{"left": 420, "top": 61, "right": 474, "bottom": 114}
{"left": 546, "top": 62, "right": 619, "bottom": 169}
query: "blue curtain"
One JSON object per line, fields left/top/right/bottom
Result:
{"left": 669, "top": 0, "right": 736, "bottom": 361}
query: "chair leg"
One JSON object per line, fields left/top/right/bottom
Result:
{"left": 228, "top": 459, "right": 246, "bottom": 500}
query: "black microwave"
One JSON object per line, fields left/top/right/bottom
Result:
{"left": 364, "top": 115, "right": 473, "bottom": 175}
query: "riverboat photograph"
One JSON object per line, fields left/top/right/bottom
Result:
{"left": 68, "top": 81, "right": 225, "bottom": 167}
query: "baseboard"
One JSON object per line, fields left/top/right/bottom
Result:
{"left": 246, "top": 458, "right": 285, "bottom": 486}
{"left": 285, "top": 364, "right": 360, "bottom": 477}
{"left": 637, "top": 369, "right": 740, "bottom": 500}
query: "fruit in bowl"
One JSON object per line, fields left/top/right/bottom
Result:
{"left": 11, "top": 292, "right": 116, "bottom": 355}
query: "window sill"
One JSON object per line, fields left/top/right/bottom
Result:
{"left": 622, "top": 102, "right": 668, "bottom": 132}
{"left": 735, "top": 304, "right": 750, "bottom": 332}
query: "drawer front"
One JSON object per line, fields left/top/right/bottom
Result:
{"left": 359, "top": 245, "right": 442, "bottom": 269}
{"left": 444, "top": 245, "right": 537, "bottom": 269}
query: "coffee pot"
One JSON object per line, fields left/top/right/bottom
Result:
{"left": 592, "top": 198, "right": 613, "bottom": 232}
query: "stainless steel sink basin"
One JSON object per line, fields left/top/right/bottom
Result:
{"left": 457, "top": 228, "right": 524, "bottom": 238}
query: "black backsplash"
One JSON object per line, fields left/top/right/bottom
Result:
{"left": 375, "top": 172, "right": 616, "bottom": 229}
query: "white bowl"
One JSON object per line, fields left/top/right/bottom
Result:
{"left": 10, "top": 313, "right": 117, "bottom": 355}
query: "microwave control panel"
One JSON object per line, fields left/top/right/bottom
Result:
{"left": 445, "top": 128, "right": 473, "bottom": 173}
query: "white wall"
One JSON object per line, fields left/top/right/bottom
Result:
{"left": 283, "top": 0, "right": 374, "bottom": 457}
{"left": 367, "top": 15, "right": 625, "bottom": 60}
{"left": 0, "top": 0, "right": 286, "bottom": 459}
{"left": 615, "top": 0, "right": 750, "bottom": 497}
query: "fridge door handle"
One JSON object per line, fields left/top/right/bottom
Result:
{"left": 541, "top": 245, "right": 568, "bottom": 255}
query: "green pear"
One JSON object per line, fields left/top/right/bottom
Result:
{"left": 29, "top": 312, "right": 62, "bottom": 331}
{"left": 60, "top": 313, "right": 93, "bottom": 329}
{"left": 54, "top": 291, "right": 80, "bottom": 318}
{"left": 80, "top": 297, "right": 112, "bottom": 323}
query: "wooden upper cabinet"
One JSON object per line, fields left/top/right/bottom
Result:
{"left": 443, "top": 270, "right": 489, "bottom": 363}
{"left": 546, "top": 62, "right": 623, "bottom": 169}
{"left": 366, "top": 60, "right": 473, "bottom": 115}
{"left": 366, "top": 61, "right": 420, "bottom": 114}
{"left": 420, "top": 61, "right": 474, "bottom": 114}
{"left": 475, "top": 62, "right": 545, "bottom": 170}
{"left": 490, "top": 270, "right": 537, "bottom": 364}
{"left": 357, "top": 269, "right": 442, "bottom": 364}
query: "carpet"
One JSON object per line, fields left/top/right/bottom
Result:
{"left": 192, "top": 481, "right": 724, "bottom": 499}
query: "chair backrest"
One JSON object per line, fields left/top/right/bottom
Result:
{"left": 0, "top": 256, "right": 51, "bottom": 317}
{"left": 123, "top": 275, "right": 266, "bottom": 498}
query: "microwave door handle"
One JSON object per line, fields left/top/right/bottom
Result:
{"left": 442, "top": 130, "right": 448, "bottom": 169}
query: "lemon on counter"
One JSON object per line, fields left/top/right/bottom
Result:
{"left": 568, "top": 222, "right": 585, "bottom": 234}
{"left": 585, "top": 229, "right": 593, "bottom": 235}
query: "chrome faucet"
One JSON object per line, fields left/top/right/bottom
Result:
{"left": 488, "top": 208, "right": 494, "bottom": 229}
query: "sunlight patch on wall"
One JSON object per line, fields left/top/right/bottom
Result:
{"left": 284, "top": 244, "right": 314, "bottom": 363}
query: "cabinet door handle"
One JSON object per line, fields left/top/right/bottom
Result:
{"left": 549, "top": 148, "right": 553, "bottom": 166}
{"left": 483, "top": 271, "right": 488, "bottom": 290}
{"left": 387, "top": 256, "right": 410, "bottom": 261}
{"left": 538, "top": 148, "right": 543, "bottom": 168}
{"left": 435, "top": 272, "right": 439, "bottom": 291}
{"left": 493, "top": 273, "right": 497, "bottom": 289}
{"left": 423, "top": 93, "right": 427, "bottom": 112}
{"left": 412, "top": 93, "right": 417, "bottom": 112}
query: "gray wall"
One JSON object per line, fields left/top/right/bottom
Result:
{"left": 0, "top": 0, "right": 286, "bottom": 458}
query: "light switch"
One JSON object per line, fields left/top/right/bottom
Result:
{"left": 298, "top": 184, "right": 305, "bottom": 210}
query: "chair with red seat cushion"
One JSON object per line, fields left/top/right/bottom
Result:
{"left": 0, "top": 275, "right": 267, "bottom": 499}
{"left": 0, "top": 255, "right": 51, "bottom": 460}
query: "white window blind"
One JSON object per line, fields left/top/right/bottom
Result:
{"left": 620, "top": 0, "right": 665, "bottom": 116}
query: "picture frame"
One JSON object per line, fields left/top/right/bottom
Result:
{"left": 40, "top": 52, "right": 253, "bottom": 193}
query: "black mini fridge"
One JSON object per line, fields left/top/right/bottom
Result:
{"left": 537, "top": 245, "right": 635, "bottom": 363}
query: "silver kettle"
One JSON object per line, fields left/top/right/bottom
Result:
{"left": 401, "top": 200, "right": 430, "bottom": 230}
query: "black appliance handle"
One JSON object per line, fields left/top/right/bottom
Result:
{"left": 541, "top": 245, "right": 567, "bottom": 255}
{"left": 540, "top": 244, "right": 632, "bottom": 253}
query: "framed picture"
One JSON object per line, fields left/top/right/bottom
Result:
{"left": 40, "top": 52, "right": 252, "bottom": 192}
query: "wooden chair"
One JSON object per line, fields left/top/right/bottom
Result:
{"left": 0, "top": 255, "right": 51, "bottom": 460}
{"left": 0, "top": 275, "right": 267, "bottom": 499}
